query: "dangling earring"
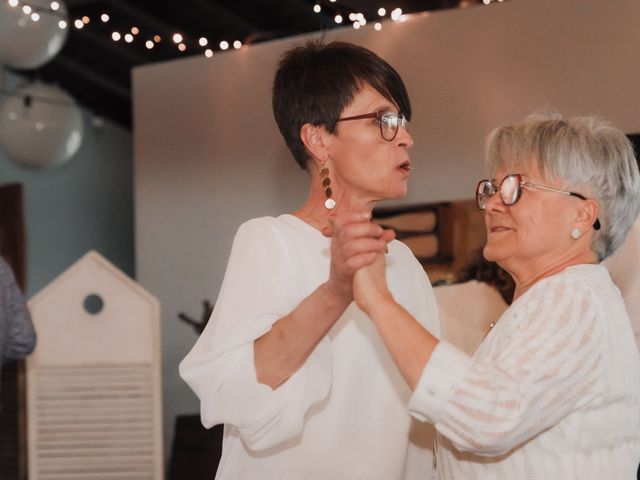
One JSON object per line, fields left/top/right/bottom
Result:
{"left": 571, "top": 227, "right": 582, "bottom": 240}
{"left": 320, "top": 161, "right": 335, "bottom": 210}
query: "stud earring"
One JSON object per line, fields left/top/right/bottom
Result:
{"left": 320, "top": 161, "right": 335, "bottom": 210}
{"left": 571, "top": 227, "right": 582, "bottom": 240}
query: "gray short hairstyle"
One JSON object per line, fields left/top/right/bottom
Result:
{"left": 485, "top": 112, "right": 640, "bottom": 261}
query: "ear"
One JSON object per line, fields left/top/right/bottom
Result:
{"left": 300, "top": 123, "right": 330, "bottom": 168}
{"left": 574, "top": 199, "right": 600, "bottom": 232}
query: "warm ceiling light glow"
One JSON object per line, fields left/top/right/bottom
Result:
{"left": 178, "top": 43, "right": 186, "bottom": 51}
{"left": 199, "top": 37, "right": 208, "bottom": 46}
{"left": 50, "top": 1, "right": 60, "bottom": 10}
{"left": 30, "top": 12, "right": 39, "bottom": 21}
{"left": 313, "top": 4, "right": 321, "bottom": 13}
{"left": 153, "top": 35, "right": 161, "bottom": 42}
{"left": 374, "top": 22, "right": 382, "bottom": 31}
{"left": 82, "top": 16, "right": 90, "bottom": 24}
{"left": 100, "top": 13, "right": 109, "bottom": 22}
{"left": 233, "top": 40, "right": 242, "bottom": 49}
{"left": 390, "top": 8, "right": 402, "bottom": 20}
{"left": 172, "top": 33, "right": 183, "bottom": 43}
{"left": 74, "top": 19, "right": 84, "bottom": 29}
{"left": 124, "top": 33, "right": 134, "bottom": 43}
{"left": 378, "top": 7, "right": 386, "bottom": 16}
{"left": 112, "top": 31, "right": 121, "bottom": 41}
{"left": 58, "top": 19, "right": 67, "bottom": 29}
{"left": 8, "top": 0, "right": 19, "bottom": 7}
{"left": 131, "top": 26, "right": 139, "bottom": 35}
{"left": 348, "top": 13, "right": 357, "bottom": 21}
{"left": 352, "top": 22, "right": 360, "bottom": 29}
{"left": 220, "top": 40, "right": 229, "bottom": 50}
{"left": 22, "top": 5, "right": 32, "bottom": 14}
{"left": 334, "top": 14, "right": 342, "bottom": 23}
{"left": 205, "top": 49, "right": 213, "bottom": 58}
{"left": 145, "top": 40, "right": 154, "bottom": 49}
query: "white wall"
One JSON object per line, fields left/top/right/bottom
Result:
{"left": 133, "top": 0, "right": 640, "bottom": 462}
{"left": 0, "top": 70, "right": 134, "bottom": 296}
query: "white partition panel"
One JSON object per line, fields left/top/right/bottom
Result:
{"left": 26, "top": 251, "right": 163, "bottom": 480}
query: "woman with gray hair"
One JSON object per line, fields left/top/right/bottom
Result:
{"left": 338, "top": 113, "right": 640, "bottom": 478}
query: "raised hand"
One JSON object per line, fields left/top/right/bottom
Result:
{"left": 353, "top": 253, "right": 393, "bottom": 314}
{"left": 324, "top": 211, "right": 394, "bottom": 303}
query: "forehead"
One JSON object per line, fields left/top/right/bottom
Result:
{"left": 492, "top": 157, "right": 546, "bottom": 181}
{"left": 342, "top": 82, "right": 398, "bottom": 115}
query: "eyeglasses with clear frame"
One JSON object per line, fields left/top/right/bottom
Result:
{"left": 335, "top": 111, "right": 408, "bottom": 141}
{"left": 476, "top": 173, "right": 601, "bottom": 230}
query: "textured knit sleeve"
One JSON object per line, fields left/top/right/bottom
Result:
{"left": 179, "top": 218, "right": 332, "bottom": 451}
{"left": 408, "top": 275, "right": 603, "bottom": 456}
{"left": 1, "top": 258, "right": 36, "bottom": 361}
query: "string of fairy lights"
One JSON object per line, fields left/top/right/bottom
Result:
{"left": 4, "top": 0, "right": 507, "bottom": 59}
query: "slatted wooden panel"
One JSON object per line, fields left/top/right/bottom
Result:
{"left": 26, "top": 251, "right": 162, "bottom": 480}
{"left": 30, "top": 365, "right": 155, "bottom": 480}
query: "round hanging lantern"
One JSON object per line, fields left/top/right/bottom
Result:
{"left": 0, "top": 0, "right": 69, "bottom": 69}
{"left": 0, "top": 81, "right": 84, "bottom": 169}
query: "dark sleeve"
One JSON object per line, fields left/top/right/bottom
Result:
{"left": 1, "top": 258, "right": 36, "bottom": 361}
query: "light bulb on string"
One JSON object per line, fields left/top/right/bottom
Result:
{"left": 31, "top": 12, "right": 40, "bottom": 21}
{"left": 219, "top": 40, "right": 229, "bottom": 50}
{"left": 74, "top": 19, "right": 83, "bottom": 29}
{"left": 172, "top": 33, "right": 182, "bottom": 43}
{"left": 233, "top": 40, "right": 241, "bottom": 49}
{"left": 198, "top": 37, "right": 208, "bottom": 46}
{"left": 313, "top": 4, "right": 320, "bottom": 13}
{"left": 8, "top": 0, "right": 19, "bottom": 8}
{"left": 374, "top": 22, "right": 382, "bottom": 31}
{"left": 145, "top": 40, "right": 153, "bottom": 49}
{"left": 378, "top": 8, "right": 386, "bottom": 16}
{"left": 111, "top": 31, "right": 121, "bottom": 41}
{"left": 178, "top": 42, "right": 186, "bottom": 51}
{"left": 131, "top": 26, "right": 139, "bottom": 35}
{"left": 204, "top": 49, "right": 213, "bottom": 58}
{"left": 124, "top": 33, "right": 133, "bottom": 43}
{"left": 100, "top": 13, "right": 109, "bottom": 22}
{"left": 334, "top": 14, "right": 342, "bottom": 24}
{"left": 22, "top": 5, "right": 32, "bottom": 14}
{"left": 50, "top": 1, "right": 60, "bottom": 10}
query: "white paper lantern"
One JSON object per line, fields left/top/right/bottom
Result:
{"left": 0, "top": 0, "right": 69, "bottom": 69}
{"left": 0, "top": 81, "right": 84, "bottom": 169}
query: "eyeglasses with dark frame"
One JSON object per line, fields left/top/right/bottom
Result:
{"left": 476, "top": 173, "right": 601, "bottom": 230}
{"left": 335, "top": 111, "right": 408, "bottom": 142}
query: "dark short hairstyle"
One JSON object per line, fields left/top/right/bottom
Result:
{"left": 272, "top": 40, "right": 412, "bottom": 170}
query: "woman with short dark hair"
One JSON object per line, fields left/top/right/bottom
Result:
{"left": 180, "top": 41, "right": 440, "bottom": 479}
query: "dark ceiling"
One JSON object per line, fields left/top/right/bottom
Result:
{"left": 12, "top": 0, "right": 485, "bottom": 129}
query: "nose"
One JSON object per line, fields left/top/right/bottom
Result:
{"left": 484, "top": 189, "right": 508, "bottom": 213}
{"left": 395, "top": 124, "right": 413, "bottom": 149}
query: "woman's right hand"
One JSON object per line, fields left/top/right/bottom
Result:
{"left": 324, "top": 212, "right": 394, "bottom": 304}
{"left": 353, "top": 253, "right": 393, "bottom": 315}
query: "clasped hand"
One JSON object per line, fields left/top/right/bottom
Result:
{"left": 323, "top": 211, "right": 395, "bottom": 312}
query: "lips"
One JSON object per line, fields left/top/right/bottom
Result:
{"left": 398, "top": 161, "right": 411, "bottom": 173}
{"left": 489, "top": 226, "right": 513, "bottom": 233}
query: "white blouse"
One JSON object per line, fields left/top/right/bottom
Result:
{"left": 409, "top": 264, "right": 640, "bottom": 479}
{"left": 179, "top": 214, "right": 440, "bottom": 480}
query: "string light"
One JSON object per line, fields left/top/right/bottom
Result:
{"left": 378, "top": 8, "right": 386, "bottom": 16}
{"left": 73, "top": 19, "right": 83, "bottom": 29}
{"left": 204, "top": 49, "right": 213, "bottom": 58}
{"left": 31, "top": 12, "right": 39, "bottom": 21}
{"left": 100, "top": 13, "right": 109, "bottom": 22}
{"left": 153, "top": 35, "right": 161, "bottom": 43}
{"left": 334, "top": 14, "right": 342, "bottom": 24}
{"left": 374, "top": 22, "right": 382, "bottom": 31}
{"left": 8, "top": 0, "right": 19, "bottom": 7}
{"left": 131, "top": 26, "right": 139, "bottom": 35}
{"left": 124, "top": 33, "right": 133, "bottom": 43}
{"left": 145, "top": 40, "right": 154, "bottom": 49}
{"left": 198, "top": 37, "right": 208, "bottom": 46}
{"left": 172, "top": 33, "right": 183, "bottom": 43}
{"left": 219, "top": 40, "right": 229, "bottom": 50}
{"left": 391, "top": 8, "right": 403, "bottom": 20}
{"left": 178, "top": 43, "right": 186, "bottom": 51}
{"left": 233, "top": 40, "right": 242, "bottom": 49}
{"left": 50, "top": 1, "right": 59, "bottom": 10}
{"left": 313, "top": 4, "right": 321, "bottom": 13}
{"left": 58, "top": 19, "right": 67, "bottom": 29}
{"left": 22, "top": 4, "right": 31, "bottom": 14}
{"left": 111, "top": 31, "right": 121, "bottom": 41}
